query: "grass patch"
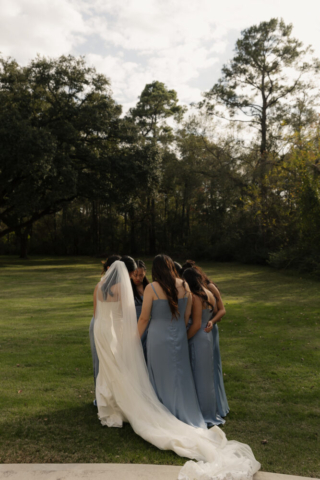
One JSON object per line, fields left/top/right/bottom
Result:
{"left": 0, "top": 256, "right": 319, "bottom": 476}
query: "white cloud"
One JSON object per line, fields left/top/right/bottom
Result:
{"left": 1, "top": 0, "right": 320, "bottom": 111}
{"left": 0, "top": 0, "right": 87, "bottom": 63}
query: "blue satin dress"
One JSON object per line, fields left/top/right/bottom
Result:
{"left": 135, "top": 295, "right": 149, "bottom": 362}
{"left": 213, "top": 324, "right": 229, "bottom": 417}
{"left": 188, "top": 309, "right": 225, "bottom": 427}
{"left": 147, "top": 284, "right": 206, "bottom": 428}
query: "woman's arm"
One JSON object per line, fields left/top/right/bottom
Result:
{"left": 204, "top": 283, "right": 226, "bottom": 332}
{"left": 137, "top": 284, "right": 153, "bottom": 338}
{"left": 187, "top": 295, "right": 202, "bottom": 340}
{"left": 182, "top": 282, "right": 192, "bottom": 326}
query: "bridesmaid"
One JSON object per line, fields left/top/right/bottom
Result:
{"left": 131, "top": 259, "right": 150, "bottom": 361}
{"left": 183, "top": 268, "right": 225, "bottom": 427}
{"left": 90, "top": 254, "right": 121, "bottom": 404}
{"left": 182, "top": 260, "right": 229, "bottom": 418}
{"left": 138, "top": 254, "right": 206, "bottom": 428}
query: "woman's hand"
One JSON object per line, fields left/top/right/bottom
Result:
{"left": 204, "top": 320, "right": 213, "bottom": 333}
{"left": 207, "top": 283, "right": 226, "bottom": 325}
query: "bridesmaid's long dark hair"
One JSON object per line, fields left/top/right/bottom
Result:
{"left": 182, "top": 268, "right": 214, "bottom": 311}
{"left": 152, "top": 254, "right": 180, "bottom": 319}
{"left": 131, "top": 259, "right": 149, "bottom": 303}
{"left": 181, "top": 259, "right": 220, "bottom": 300}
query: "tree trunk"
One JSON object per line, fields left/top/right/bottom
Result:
{"left": 186, "top": 204, "right": 190, "bottom": 238}
{"left": 259, "top": 78, "right": 268, "bottom": 248}
{"left": 53, "top": 213, "right": 57, "bottom": 255}
{"left": 92, "top": 200, "right": 98, "bottom": 253}
{"left": 62, "top": 205, "right": 68, "bottom": 227}
{"left": 124, "top": 211, "right": 128, "bottom": 247}
{"left": 260, "top": 71, "right": 267, "bottom": 157}
{"left": 97, "top": 200, "right": 101, "bottom": 253}
{"left": 145, "top": 198, "right": 150, "bottom": 254}
{"left": 164, "top": 195, "right": 168, "bottom": 250}
{"left": 18, "top": 225, "right": 31, "bottom": 259}
{"left": 181, "top": 200, "right": 185, "bottom": 245}
{"left": 260, "top": 113, "right": 267, "bottom": 156}
{"left": 149, "top": 198, "right": 156, "bottom": 255}
{"left": 129, "top": 207, "right": 137, "bottom": 255}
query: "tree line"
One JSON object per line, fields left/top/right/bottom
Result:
{"left": 1, "top": 18, "right": 320, "bottom": 274}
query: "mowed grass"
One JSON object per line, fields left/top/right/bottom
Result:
{"left": 0, "top": 256, "right": 319, "bottom": 476}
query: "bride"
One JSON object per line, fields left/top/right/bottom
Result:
{"left": 94, "top": 258, "right": 260, "bottom": 480}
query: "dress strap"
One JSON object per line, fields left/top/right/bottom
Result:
{"left": 151, "top": 283, "right": 160, "bottom": 299}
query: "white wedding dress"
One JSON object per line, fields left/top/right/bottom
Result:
{"left": 94, "top": 261, "right": 260, "bottom": 480}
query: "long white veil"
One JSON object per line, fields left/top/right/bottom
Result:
{"left": 94, "top": 261, "right": 260, "bottom": 480}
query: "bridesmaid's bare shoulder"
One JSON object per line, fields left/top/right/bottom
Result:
{"left": 176, "top": 278, "right": 191, "bottom": 298}
{"left": 208, "top": 282, "right": 220, "bottom": 299}
{"left": 204, "top": 287, "right": 215, "bottom": 306}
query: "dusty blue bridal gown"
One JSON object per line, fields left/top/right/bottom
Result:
{"left": 188, "top": 308, "right": 225, "bottom": 427}
{"left": 135, "top": 295, "right": 149, "bottom": 362}
{"left": 147, "top": 284, "right": 206, "bottom": 428}
{"left": 212, "top": 324, "right": 229, "bottom": 417}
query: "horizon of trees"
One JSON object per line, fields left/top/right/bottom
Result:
{"left": 1, "top": 18, "right": 320, "bottom": 275}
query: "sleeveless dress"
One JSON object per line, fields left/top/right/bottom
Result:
{"left": 135, "top": 295, "right": 149, "bottom": 362}
{"left": 213, "top": 324, "right": 230, "bottom": 417}
{"left": 188, "top": 308, "right": 225, "bottom": 427}
{"left": 147, "top": 284, "right": 206, "bottom": 428}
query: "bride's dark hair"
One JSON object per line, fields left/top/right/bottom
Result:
{"left": 152, "top": 254, "right": 180, "bottom": 319}
{"left": 120, "top": 255, "right": 137, "bottom": 273}
{"left": 102, "top": 255, "right": 137, "bottom": 299}
{"left": 101, "top": 254, "right": 121, "bottom": 275}
{"left": 182, "top": 268, "right": 214, "bottom": 310}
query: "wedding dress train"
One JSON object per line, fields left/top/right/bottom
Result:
{"left": 94, "top": 261, "right": 260, "bottom": 480}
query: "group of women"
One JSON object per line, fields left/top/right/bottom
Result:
{"left": 90, "top": 254, "right": 228, "bottom": 429}
{"left": 89, "top": 255, "right": 260, "bottom": 480}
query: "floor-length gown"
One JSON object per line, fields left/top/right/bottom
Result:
{"left": 134, "top": 295, "right": 149, "bottom": 362}
{"left": 147, "top": 284, "right": 206, "bottom": 428}
{"left": 213, "top": 324, "right": 230, "bottom": 417}
{"left": 189, "top": 308, "right": 225, "bottom": 427}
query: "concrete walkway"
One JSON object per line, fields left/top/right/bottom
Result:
{"left": 0, "top": 464, "right": 318, "bottom": 480}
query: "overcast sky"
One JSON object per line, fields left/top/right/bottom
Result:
{"left": 1, "top": 0, "right": 320, "bottom": 111}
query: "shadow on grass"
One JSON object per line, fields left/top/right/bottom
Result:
{"left": 0, "top": 404, "right": 186, "bottom": 465}
{"left": 1, "top": 401, "right": 319, "bottom": 476}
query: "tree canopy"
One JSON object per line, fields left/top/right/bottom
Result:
{"left": 203, "top": 18, "right": 320, "bottom": 155}
{"left": 0, "top": 55, "right": 158, "bottom": 256}
{"left": 1, "top": 19, "right": 320, "bottom": 274}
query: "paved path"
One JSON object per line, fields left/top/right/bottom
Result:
{"left": 0, "top": 464, "right": 318, "bottom": 480}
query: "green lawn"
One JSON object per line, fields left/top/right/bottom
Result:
{"left": 0, "top": 256, "right": 319, "bottom": 476}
